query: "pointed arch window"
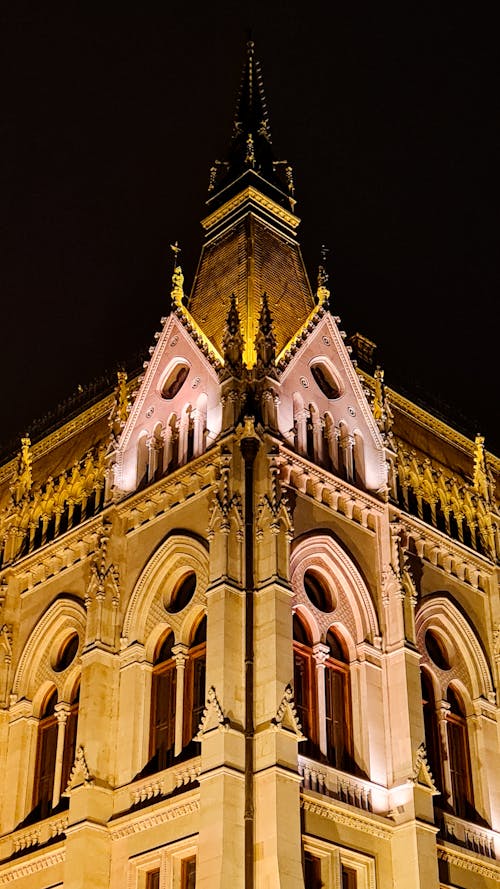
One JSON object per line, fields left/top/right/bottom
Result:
{"left": 324, "top": 629, "right": 353, "bottom": 771}
{"left": 33, "top": 689, "right": 58, "bottom": 820}
{"left": 446, "top": 686, "right": 474, "bottom": 820}
{"left": 184, "top": 617, "right": 206, "bottom": 752}
{"left": 150, "top": 631, "right": 176, "bottom": 771}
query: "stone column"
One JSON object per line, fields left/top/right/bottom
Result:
{"left": 312, "top": 643, "right": 329, "bottom": 757}
{"left": 173, "top": 642, "right": 189, "bottom": 756}
{"left": 52, "top": 701, "right": 70, "bottom": 808}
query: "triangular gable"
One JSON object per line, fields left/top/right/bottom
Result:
{"left": 113, "top": 310, "right": 223, "bottom": 496}
{"left": 277, "top": 311, "right": 388, "bottom": 493}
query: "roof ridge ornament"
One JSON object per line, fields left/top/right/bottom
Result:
{"left": 317, "top": 245, "right": 331, "bottom": 305}
{"left": 170, "top": 241, "right": 184, "bottom": 307}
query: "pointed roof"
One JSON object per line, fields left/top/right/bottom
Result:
{"left": 188, "top": 42, "right": 317, "bottom": 368}
{"left": 207, "top": 41, "right": 295, "bottom": 213}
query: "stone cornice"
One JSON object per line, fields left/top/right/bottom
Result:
{"left": 109, "top": 792, "right": 200, "bottom": 840}
{"left": 301, "top": 794, "right": 393, "bottom": 839}
{"left": 437, "top": 843, "right": 500, "bottom": 879}
{"left": 277, "top": 443, "right": 385, "bottom": 525}
{"left": 398, "top": 510, "right": 495, "bottom": 587}
{"left": 118, "top": 448, "right": 220, "bottom": 534}
{"left": 0, "top": 847, "right": 65, "bottom": 884}
{"left": 3, "top": 514, "right": 102, "bottom": 594}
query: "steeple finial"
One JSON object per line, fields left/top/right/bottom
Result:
{"left": 170, "top": 242, "right": 184, "bottom": 307}
{"left": 206, "top": 41, "right": 295, "bottom": 210}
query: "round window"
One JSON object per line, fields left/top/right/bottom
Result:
{"left": 52, "top": 632, "right": 79, "bottom": 672}
{"left": 303, "top": 569, "right": 334, "bottom": 612}
{"left": 161, "top": 363, "right": 189, "bottom": 399}
{"left": 425, "top": 628, "right": 452, "bottom": 670}
{"left": 165, "top": 571, "right": 197, "bottom": 614}
{"left": 310, "top": 362, "right": 342, "bottom": 399}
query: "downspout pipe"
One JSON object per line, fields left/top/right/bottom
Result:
{"left": 241, "top": 433, "right": 259, "bottom": 889}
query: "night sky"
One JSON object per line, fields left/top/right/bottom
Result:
{"left": 2, "top": 6, "right": 498, "bottom": 456}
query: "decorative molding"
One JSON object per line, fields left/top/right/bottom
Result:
{"left": 110, "top": 797, "right": 200, "bottom": 840}
{"left": 63, "top": 745, "right": 93, "bottom": 794}
{"left": 412, "top": 742, "right": 438, "bottom": 792}
{"left": 0, "top": 849, "right": 65, "bottom": 884}
{"left": 208, "top": 448, "right": 243, "bottom": 537}
{"left": 301, "top": 796, "right": 392, "bottom": 839}
{"left": 437, "top": 845, "right": 500, "bottom": 879}
{"left": 257, "top": 447, "right": 293, "bottom": 538}
{"left": 196, "top": 685, "right": 229, "bottom": 737}
{"left": 201, "top": 185, "right": 300, "bottom": 232}
{"left": 271, "top": 683, "right": 304, "bottom": 738}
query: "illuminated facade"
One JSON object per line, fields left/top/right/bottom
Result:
{"left": 0, "top": 42, "right": 499, "bottom": 889}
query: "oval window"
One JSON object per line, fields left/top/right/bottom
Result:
{"left": 166, "top": 571, "right": 197, "bottom": 614}
{"left": 303, "top": 569, "right": 334, "bottom": 612}
{"left": 161, "top": 363, "right": 189, "bottom": 399}
{"left": 425, "top": 628, "right": 451, "bottom": 670}
{"left": 52, "top": 632, "right": 79, "bottom": 672}
{"left": 310, "top": 362, "right": 342, "bottom": 399}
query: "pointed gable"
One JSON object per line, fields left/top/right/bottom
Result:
{"left": 277, "top": 309, "right": 388, "bottom": 494}
{"left": 113, "top": 308, "right": 222, "bottom": 497}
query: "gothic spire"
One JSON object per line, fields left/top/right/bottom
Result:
{"left": 254, "top": 292, "right": 277, "bottom": 376}
{"left": 221, "top": 293, "right": 244, "bottom": 379}
{"left": 207, "top": 41, "right": 295, "bottom": 211}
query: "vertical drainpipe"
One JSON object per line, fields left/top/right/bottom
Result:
{"left": 241, "top": 432, "right": 259, "bottom": 889}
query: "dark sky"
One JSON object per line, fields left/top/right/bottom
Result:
{"left": 2, "top": 6, "right": 498, "bottom": 455}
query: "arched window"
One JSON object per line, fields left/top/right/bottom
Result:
{"left": 293, "top": 614, "right": 316, "bottom": 758}
{"left": 421, "top": 670, "right": 443, "bottom": 796}
{"left": 150, "top": 631, "right": 176, "bottom": 772}
{"left": 61, "top": 682, "right": 80, "bottom": 796}
{"left": 324, "top": 629, "right": 353, "bottom": 771}
{"left": 447, "top": 686, "right": 474, "bottom": 820}
{"left": 33, "top": 688, "right": 58, "bottom": 819}
{"left": 184, "top": 617, "right": 206, "bottom": 753}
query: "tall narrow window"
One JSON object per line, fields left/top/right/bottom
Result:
{"left": 33, "top": 688, "right": 58, "bottom": 819}
{"left": 447, "top": 686, "right": 474, "bottom": 820}
{"left": 421, "top": 670, "right": 442, "bottom": 795}
{"left": 181, "top": 855, "right": 196, "bottom": 889}
{"left": 184, "top": 617, "right": 206, "bottom": 752}
{"left": 150, "top": 632, "right": 176, "bottom": 772}
{"left": 324, "top": 629, "right": 353, "bottom": 771}
{"left": 61, "top": 682, "right": 80, "bottom": 795}
{"left": 304, "top": 850, "right": 323, "bottom": 888}
{"left": 293, "top": 614, "right": 316, "bottom": 758}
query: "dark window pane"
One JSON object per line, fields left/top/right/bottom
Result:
{"left": 150, "top": 662, "right": 176, "bottom": 770}
{"left": 146, "top": 869, "right": 160, "bottom": 889}
{"left": 181, "top": 856, "right": 196, "bottom": 889}
{"left": 304, "top": 851, "right": 322, "bottom": 888}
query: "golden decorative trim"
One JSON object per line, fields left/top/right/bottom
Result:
{"left": 201, "top": 185, "right": 300, "bottom": 231}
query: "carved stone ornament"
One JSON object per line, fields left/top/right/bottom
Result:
{"left": 63, "top": 745, "right": 94, "bottom": 794}
{"left": 195, "top": 685, "right": 229, "bottom": 738}
{"left": 412, "top": 742, "right": 438, "bottom": 793}
{"left": 271, "top": 683, "right": 305, "bottom": 738}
